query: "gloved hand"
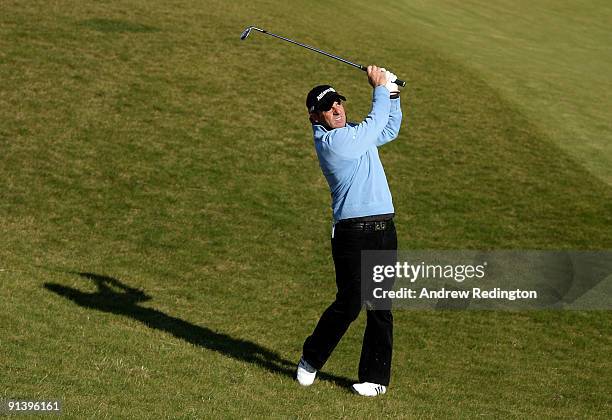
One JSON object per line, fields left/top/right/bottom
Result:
{"left": 384, "top": 71, "right": 400, "bottom": 94}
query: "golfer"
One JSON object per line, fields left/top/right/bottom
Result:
{"left": 297, "top": 66, "right": 402, "bottom": 396}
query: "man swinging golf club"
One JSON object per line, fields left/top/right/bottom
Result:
{"left": 297, "top": 66, "right": 403, "bottom": 396}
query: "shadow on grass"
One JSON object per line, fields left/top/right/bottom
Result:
{"left": 44, "top": 273, "right": 352, "bottom": 389}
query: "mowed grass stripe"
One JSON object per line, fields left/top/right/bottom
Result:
{"left": 387, "top": 0, "right": 612, "bottom": 185}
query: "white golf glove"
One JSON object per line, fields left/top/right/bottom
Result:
{"left": 384, "top": 71, "right": 400, "bottom": 94}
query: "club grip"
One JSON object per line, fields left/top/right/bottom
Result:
{"left": 359, "top": 65, "right": 406, "bottom": 87}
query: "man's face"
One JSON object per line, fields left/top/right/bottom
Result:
{"left": 312, "top": 100, "right": 346, "bottom": 129}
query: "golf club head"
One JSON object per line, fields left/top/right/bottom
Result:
{"left": 240, "top": 27, "right": 253, "bottom": 40}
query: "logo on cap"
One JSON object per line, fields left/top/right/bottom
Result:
{"left": 316, "top": 87, "right": 336, "bottom": 102}
{"left": 307, "top": 84, "right": 346, "bottom": 113}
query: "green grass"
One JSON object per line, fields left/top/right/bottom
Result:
{"left": 1, "top": 0, "right": 611, "bottom": 418}
{"left": 392, "top": 0, "right": 612, "bottom": 185}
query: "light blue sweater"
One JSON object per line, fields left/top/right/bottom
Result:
{"left": 312, "top": 86, "right": 403, "bottom": 222}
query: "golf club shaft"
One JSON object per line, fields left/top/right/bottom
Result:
{"left": 252, "top": 28, "right": 406, "bottom": 87}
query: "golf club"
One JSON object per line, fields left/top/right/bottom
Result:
{"left": 240, "top": 26, "right": 406, "bottom": 87}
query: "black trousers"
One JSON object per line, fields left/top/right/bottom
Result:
{"left": 302, "top": 219, "right": 397, "bottom": 386}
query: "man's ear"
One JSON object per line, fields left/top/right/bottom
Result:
{"left": 309, "top": 112, "right": 319, "bottom": 124}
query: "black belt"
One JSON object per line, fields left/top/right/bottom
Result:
{"left": 335, "top": 219, "right": 393, "bottom": 232}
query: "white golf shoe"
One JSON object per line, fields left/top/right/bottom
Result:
{"left": 351, "top": 382, "right": 387, "bottom": 397}
{"left": 296, "top": 357, "right": 317, "bottom": 386}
